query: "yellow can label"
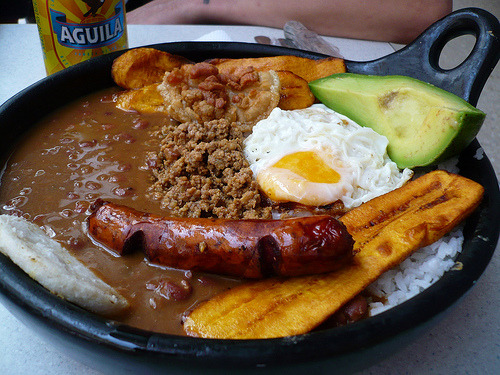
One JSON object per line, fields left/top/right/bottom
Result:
{"left": 32, "top": 0, "right": 128, "bottom": 75}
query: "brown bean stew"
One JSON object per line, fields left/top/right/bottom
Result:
{"left": 0, "top": 89, "right": 243, "bottom": 335}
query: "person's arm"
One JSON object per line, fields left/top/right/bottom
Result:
{"left": 126, "top": 0, "right": 452, "bottom": 44}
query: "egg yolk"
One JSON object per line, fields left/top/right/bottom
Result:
{"left": 256, "top": 150, "right": 350, "bottom": 206}
{"left": 272, "top": 151, "right": 341, "bottom": 183}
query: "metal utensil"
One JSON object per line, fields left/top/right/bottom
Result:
{"left": 283, "top": 20, "right": 343, "bottom": 57}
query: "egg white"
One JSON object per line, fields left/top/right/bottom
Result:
{"left": 244, "top": 104, "right": 413, "bottom": 209}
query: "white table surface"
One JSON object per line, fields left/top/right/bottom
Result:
{"left": 0, "top": 24, "right": 499, "bottom": 375}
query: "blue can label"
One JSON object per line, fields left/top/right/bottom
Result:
{"left": 49, "top": 2, "right": 125, "bottom": 49}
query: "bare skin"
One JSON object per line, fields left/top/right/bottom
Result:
{"left": 126, "top": 0, "right": 452, "bottom": 44}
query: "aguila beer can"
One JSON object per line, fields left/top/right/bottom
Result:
{"left": 32, "top": 0, "right": 128, "bottom": 75}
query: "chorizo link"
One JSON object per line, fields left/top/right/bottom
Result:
{"left": 87, "top": 200, "right": 354, "bottom": 278}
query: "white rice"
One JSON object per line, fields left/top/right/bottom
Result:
{"left": 367, "top": 157, "right": 466, "bottom": 316}
{"left": 367, "top": 225, "right": 464, "bottom": 315}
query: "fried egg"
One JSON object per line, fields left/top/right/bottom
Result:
{"left": 244, "top": 104, "right": 413, "bottom": 209}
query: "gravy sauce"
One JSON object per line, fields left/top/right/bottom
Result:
{"left": 0, "top": 89, "right": 242, "bottom": 335}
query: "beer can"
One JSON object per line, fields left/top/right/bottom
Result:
{"left": 32, "top": 0, "right": 128, "bottom": 75}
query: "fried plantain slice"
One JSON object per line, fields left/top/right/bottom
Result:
{"left": 276, "top": 70, "right": 316, "bottom": 110}
{"left": 340, "top": 170, "right": 484, "bottom": 250}
{"left": 183, "top": 171, "right": 483, "bottom": 339}
{"left": 208, "top": 55, "right": 346, "bottom": 83}
{"left": 116, "top": 83, "right": 167, "bottom": 114}
{"left": 112, "top": 47, "right": 192, "bottom": 89}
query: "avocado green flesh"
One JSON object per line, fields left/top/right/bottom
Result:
{"left": 309, "top": 73, "right": 486, "bottom": 169}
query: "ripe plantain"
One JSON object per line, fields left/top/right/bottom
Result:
{"left": 116, "top": 83, "right": 167, "bottom": 114}
{"left": 208, "top": 55, "right": 346, "bottom": 83}
{"left": 111, "top": 47, "right": 192, "bottom": 89}
{"left": 275, "top": 70, "right": 316, "bottom": 110}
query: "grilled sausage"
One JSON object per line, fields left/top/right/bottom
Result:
{"left": 87, "top": 200, "right": 354, "bottom": 278}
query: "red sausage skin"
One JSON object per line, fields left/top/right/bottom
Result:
{"left": 87, "top": 200, "right": 355, "bottom": 278}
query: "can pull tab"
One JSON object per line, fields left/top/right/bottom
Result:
{"left": 346, "top": 7, "right": 500, "bottom": 106}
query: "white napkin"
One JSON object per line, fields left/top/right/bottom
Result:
{"left": 194, "top": 29, "right": 233, "bottom": 42}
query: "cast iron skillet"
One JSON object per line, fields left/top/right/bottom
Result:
{"left": 0, "top": 7, "right": 499, "bottom": 374}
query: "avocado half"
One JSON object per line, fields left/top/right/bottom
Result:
{"left": 309, "top": 73, "right": 486, "bottom": 169}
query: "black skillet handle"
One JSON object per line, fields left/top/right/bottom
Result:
{"left": 345, "top": 7, "right": 500, "bottom": 106}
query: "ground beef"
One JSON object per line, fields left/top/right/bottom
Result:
{"left": 148, "top": 119, "right": 272, "bottom": 219}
